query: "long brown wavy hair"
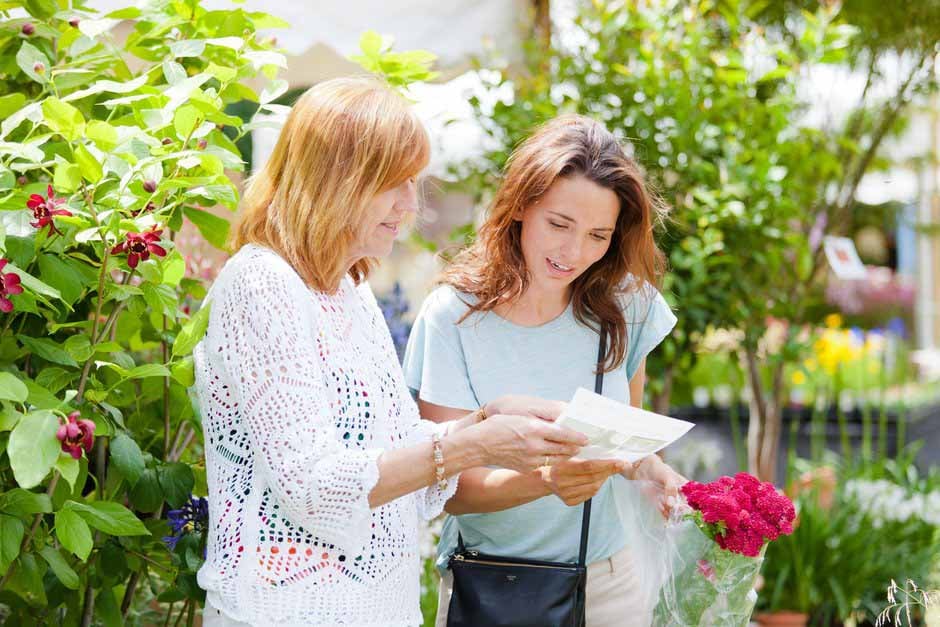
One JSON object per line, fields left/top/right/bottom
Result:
{"left": 442, "top": 114, "right": 667, "bottom": 373}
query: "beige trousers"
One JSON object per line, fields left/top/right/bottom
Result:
{"left": 435, "top": 547, "right": 652, "bottom": 627}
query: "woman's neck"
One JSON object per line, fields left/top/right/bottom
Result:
{"left": 494, "top": 284, "right": 571, "bottom": 327}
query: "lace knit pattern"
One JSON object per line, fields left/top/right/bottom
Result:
{"left": 193, "top": 244, "right": 456, "bottom": 626}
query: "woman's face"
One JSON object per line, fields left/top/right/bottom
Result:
{"left": 354, "top": 177, "right": 419, "bottom": 260}
{"left": 517, "top": 174, "right": 619, "bottom": 297}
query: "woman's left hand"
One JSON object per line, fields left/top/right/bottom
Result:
{"left": 627, "top": 455, "right": 688, "bottom": 518}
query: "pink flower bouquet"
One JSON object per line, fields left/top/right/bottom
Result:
{"left": 653, "top": 473, "right": 796, "bottom": 626}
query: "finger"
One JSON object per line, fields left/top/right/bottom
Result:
{"left": 527, "top": 400, "right": 567, "bottom": 422}
{"left": 539, "top": 423, "right": 589, "bottom": 447}
{"left": 540, "top": 443, "right": 582, "bottom": 459}
{"left": 576, "top": 459, "right": 627, "bottom": 475}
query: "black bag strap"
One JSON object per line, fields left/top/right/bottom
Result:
{"left": 577, "top": 328, "right": 606, "bottom": 567}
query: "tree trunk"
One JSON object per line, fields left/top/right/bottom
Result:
{"left": 745, "top": 345, "right": 787, "bottom": 482}
{"left": 652, "top": 364, "right": 675, "bottom": 415}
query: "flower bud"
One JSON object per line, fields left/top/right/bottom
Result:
{"left": 69, "top": 17, "right": 80, "bottom": 27}
{"left": 197, "top": 139, "right": 208, "bottom": 150}
{"left": 143, "top": 179, "right": 157, "bottom": 193}
{"left": 162, "top": 137, "right": 173, "bottom": 145}
{"left": 16, "top": 176, "right": 27, "bottom": 187}
{"left": 22, "top": 22, "right": 35, "bottom": 36}
{"left": 33, "top": 62, "right": 45, "bottom": 74}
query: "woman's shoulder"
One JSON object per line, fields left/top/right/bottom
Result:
{"left": 416, "top": 284, "right": 477, "bottom": 327}
{"left": 212, "top": 244, "right": 307, "bottom": 300}
{"left": 616, "top": 276, "right": 671, "bottom": 324}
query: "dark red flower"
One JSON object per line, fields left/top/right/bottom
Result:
{"left": 27, "top": 185, "right": 72, "bottom": 236}
{"left": 22, "top": 22, "right": 35, "bottom": 36}
{"left": 111, "top": 226, "right": 167, "bottom": 268}
{"left": 142, "top": 179, "right": 157, "bottom": 193}
{"left": 56, "top": 411, "right": 95, "bottom": 459}
{"left": 0, "top": 259, "right": 24, "bottom": 313}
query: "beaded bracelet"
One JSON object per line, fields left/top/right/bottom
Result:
{"left": 431, "top": 432, "right": 447, "bottom": 491}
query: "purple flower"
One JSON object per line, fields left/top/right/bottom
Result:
{"left": 0, "top": 259, "right": 24, "bottom": 313}
{"left": 887, "top": 317, "right": 907, "bottom": 339}
{"left": 27, "top": 185, "right": 73, "bottom": 236}
{"left": 377, "top": 282, "right": 412, "bottom": 362}
{"left": 111, "top": 226, "right": 167, "bottom": 268}
{"left": 56, "top": 411, "right": 95, "bottom": 459}
{"left": 162, "top": 496, "right": 209, "bottom": 551}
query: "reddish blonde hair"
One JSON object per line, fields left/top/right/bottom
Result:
{"left": 442, "top": 114, "right": 667, "bottom": 372}
{"left": 230, "top": 76, "right": 430, "bottom": 291}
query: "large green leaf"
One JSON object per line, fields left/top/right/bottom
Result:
{"left": 73, "top": 144, "right": 103, "bottom": 183}
{"left": 54, "top": 161, "right": 82, "bottom": 193}
{"left": 16, "top": 42, "right": 49, "bottom": 84}
{"left": 109, "top": 433, "right": 145, "bottom": 486}
{"left": 17, "top": 335, "right": 78, "bottom": 367}
{"left": 65, "top": 501, "right": 150, "bottom": 537}
{"left": 172, "top": 302, "right": 211, "bottom": 358}
{"left": 0, "top": 488, "right": 52, "bottom": 518}
{"left": 55, "top": 508, "right": 93, "bottom": 561}
{"left": 183, "top": 206, "right": 230, "bottom": 249}
{"left": 38, "top": 254, "right": 88, "bottom": 306}
{"left": 0, "top": 514, "right": 25, "bottom": 573}
{"left": 0, "top": 94, "right": 27, "bottom": 120}
{"left": 0, "top": 372, "right": 28, "bottom": 403}
{"left": 55, "top": 455, "right": 81, "bottom": 492}
{"left": 42, "top": 97, "right": 86, "bottom": 142}
{"left": 39, "top": 546, "right": 80, "bottom": 590}
{"left": 158, "top": 462, "right": 194, "bottom": 509}
{"left": 8, "top": 410, "right": 61, "bottom": 489}
{"left": 129, "top": 468, "right": 163, "bottom": 513}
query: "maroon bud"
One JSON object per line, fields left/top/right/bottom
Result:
{"left": 142, "top": 179, "right": 157, "bottom": 193}
{"left": 22, "top": 23, "right": 35, "bottom": 36}
{"left": 33, "top": 62, "right": 45, "bottom": 74}
{"left": 215, "top": 123, "right": 224, "bottom": 130}
{"left": 197, "top": 139, "right": 207, "bottom": 150}
{"left": 145, "top": 201, "right": 156, "bottom": 212}
{"left": 16, "top": 176, "right": 27, "bottom": 186}
{"left": 161, "top": 137, "right": 173, "bottom": 145}
{"left": 69, "top": 17, "right": 80, "bottom": 28}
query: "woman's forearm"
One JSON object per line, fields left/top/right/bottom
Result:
{"left": 444, "top": 467, "right": 550, "bottom": 514}
{"left": 368, "top": 422, "right": 486, "bottom": 508}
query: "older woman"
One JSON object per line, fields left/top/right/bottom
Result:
{"left": 192, "top": 77, "right": 588, "bottom": 626}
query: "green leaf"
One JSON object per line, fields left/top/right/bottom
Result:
{"left": 125, "top": 363, "right": 171, "bottom": 380}
{"left": 16, "top": 41, "right": 49, "bottom": 84}
{"left": 173, "top": 104, "right": 202, "bottom": 140}
{"left": 9, "top": 264, "right": 63, "bottom": 303}
{"left": 55, "top": 455, "right": 81, "bottom": 492}
{"left": 0, "top": 94, "right": 27, "bottom": 120}
{"left": 0, "top": 406, "right": 23, "bottom": 431}
{"left": 54, "top": 161, "right": 82, "bottom": 193}
{"left": 24, "top": 380, "right": 62, "bottom": 409}
{"left": 183, "top": 206, "right": 230, "bottom": 249}
{"left": 0, "top": 372, "right": 28, "bottom": 403}
{"left": 66, "top": 501, "right": 150, "bottom": 537}
{"left": 35, "top": 367, "right": 73, "bottom": 394}
{"left": 73, "top": 144, "right": 103, "bottom": 183}
{"left": 129, "top": 468, "right": 163, "bottom": 512}
{"left": 359, "top": 30, "right": 384, "bottom": 58}
{"left": 206, "top": 62, "right": 237, "bottom": 82}
{"left": 17, "top": 335, "right": 79, "bottom": 367}
{"left": 110, "top": 433, "right": 145, "bottom": 486}
{"left": 158, "top": 462, "right": 194, "bottom": 509}
{"left": 7, "top": 552, "right": 47, "bottom": 605}
{"left": 42, "top": 97, "right": 85, "bottom": 142}
{"left": 8, "top": 410, "right": 61, "bottom": 489}
{"left": 39, "top": 546, "right": 79, "bottom": 590}
{"left": 64, "top": 334, "right": 93, "bottom": 363}
{"left": 173, "top": 302, "right": 211, "bottom": 358}
{"left": 171, "top": 358, "right": 195, "bottom": 387}
{"left": 162, "top": 251, "right": 186, "bottom": 286}
{"left": 0, "top": 515, "right": 25, "bottom": 573}
{"left": 55, "top": 508, "right": 93, "bottom": 560}
{"left": 0, "top": 488, "right": 52, "bottom": 518}
{"left": 96, "top": 585, "right": 123, "bottom": 627}
{"left": 38, "top": 254, "right": 87, "bottom": 306}
{"left": 170, "top": 39, "right": 207, "bottom": 58}
{"left": 86, "top": 120, "right": 119, "bottom": 151}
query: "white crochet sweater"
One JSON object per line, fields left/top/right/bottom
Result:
{"left": 193, "top": 244, "right": 457, "bottom": 626}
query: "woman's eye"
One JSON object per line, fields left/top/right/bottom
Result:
{"left": 591, "top": 233, "right": 609, "bottom": 241}
{"left": 549, "top": 221, "right": 566, "bottom": 229}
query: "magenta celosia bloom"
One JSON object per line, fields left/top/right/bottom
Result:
{"left": 26, "top": 185, "right": 73, "bottom": 236}
{"left": 682, "top": 472, "right": 796, "bottom": 558}
{"left": 111, "top": 226, "right": 167, "bottom": 268}
{"left": 56, "top": 411, "right": 96, "bottom": 459}
{"left": 0, "top": 259, "right": 23, "bottom": 313}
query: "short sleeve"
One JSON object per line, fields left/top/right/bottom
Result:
{"left": 623, "top": 286, "right": 677, "bottom": 380}
{"left": 402, "top": 288, "right": 479, "bottom": 411}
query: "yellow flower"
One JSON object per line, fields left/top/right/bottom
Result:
{"left": 824, "top": 313, "right": 843, "bottom": 329}
{"left": 803, "top": 358, "right": 818, "bottom": 372}
{"left": 791, "top": 371, "right": 807, "bottom": 385}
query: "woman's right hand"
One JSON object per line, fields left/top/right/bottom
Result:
{"left": 473, "top": 413, "right": 588, "bottom": 474}
{"left": 539, "top": 458, "right": 626, "bottom": 506}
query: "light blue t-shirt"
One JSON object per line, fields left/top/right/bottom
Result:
{"left": 402, "top": 283, "right": 677, "bottom": 572}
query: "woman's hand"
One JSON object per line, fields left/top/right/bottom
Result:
{"left": 483, "top": 395, "right": 566, "bottom": 423}
{"left": 539, "top": 458, "right": 626, "bottom": 506}
{"left": 472, "top": 413, "right": 587, "bottom": 474}
{"left": 627, "top": 455, "right": 687, "bottom": 517}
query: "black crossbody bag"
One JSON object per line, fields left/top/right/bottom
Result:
{"left": 446, "top": 331, "right": 607, "bottom": 627}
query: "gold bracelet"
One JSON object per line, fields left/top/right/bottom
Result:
{"left": 431, "top": 432, "right": 447, "bottom": 491}
{"left": 471, "top": 404, "right": 488, "bottom": 423}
